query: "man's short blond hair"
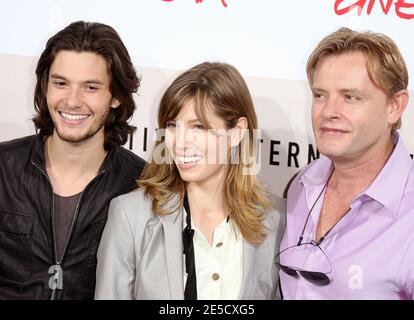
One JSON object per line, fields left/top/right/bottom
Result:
{"left": 307, "top": 27, "right": 408, "bottom": 129}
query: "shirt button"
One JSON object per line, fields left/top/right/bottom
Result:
{"left": 212, "top": 273, "right": 220, "bottom": 281}
{"left": 216, "top": 242, "right": 223, "bottom": 248}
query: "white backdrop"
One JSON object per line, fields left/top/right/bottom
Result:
{"left": 1, "top": 0, "right": 413, "bottom": 197}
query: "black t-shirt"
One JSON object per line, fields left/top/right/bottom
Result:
{"left": 53, "top": 193, "right": 81, "bottom": 260}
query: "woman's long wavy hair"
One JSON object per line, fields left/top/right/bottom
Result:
{"left": 139, "top": 62, "right": 275, "bottom": 245}
{"left": 33, "top": 21, "right": 140, "bottom": 150}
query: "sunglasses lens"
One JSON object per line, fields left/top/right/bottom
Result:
{"left": 278, "top": 264, "right": 299, "bottom": 277}
{"left": 300, "top": 271, "right": 330, "bottom": 286}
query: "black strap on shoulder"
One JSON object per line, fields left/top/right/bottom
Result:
{"left": 183, "top": 194, "right": 197, "bottom": 300}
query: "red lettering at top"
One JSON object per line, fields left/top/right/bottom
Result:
{"left": 334, "top": 0, "right": 414, "bottom": 18}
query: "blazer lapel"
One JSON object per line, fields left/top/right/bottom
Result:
{"left": 238, "top": 239, "right": 256, "bottom": 299}
{"left": 160, "top": 208, "right": 185, "bottom": 300}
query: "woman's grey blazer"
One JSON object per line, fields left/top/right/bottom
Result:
{"left": 94, "top": 188, "right": 286, "bottom": 300}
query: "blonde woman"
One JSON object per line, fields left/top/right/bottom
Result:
{"left": 95, "top": 62, "right": 285, "bottom": 300}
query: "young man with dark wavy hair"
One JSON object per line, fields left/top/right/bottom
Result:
{"left": 0, "top": 21, "right": 145, "bottom": 299}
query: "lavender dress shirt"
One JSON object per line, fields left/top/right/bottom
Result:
{"left": 280, "top": 132, "right": 414, "bottom": 299}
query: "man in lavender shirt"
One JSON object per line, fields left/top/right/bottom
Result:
{"left": 279, "top": 28, "right": 413, "bottom": 299}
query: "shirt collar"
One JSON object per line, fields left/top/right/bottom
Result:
{"left": 182, "top": 210, "right": 230, "bottom": 231}
{"left": 363, "top": 132, "right": 413, "bottom": 217}
{"left": 30, "top": 134, "right": 115, "bottom": 174}
{"left": 299, "top": 155, "right": 333, "bottom": 188}
{"left": 299, "top": 131, "right": 413, "bottom": 218}
{"left": 182, "top": 210, "right": 238, "bottom": 245}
